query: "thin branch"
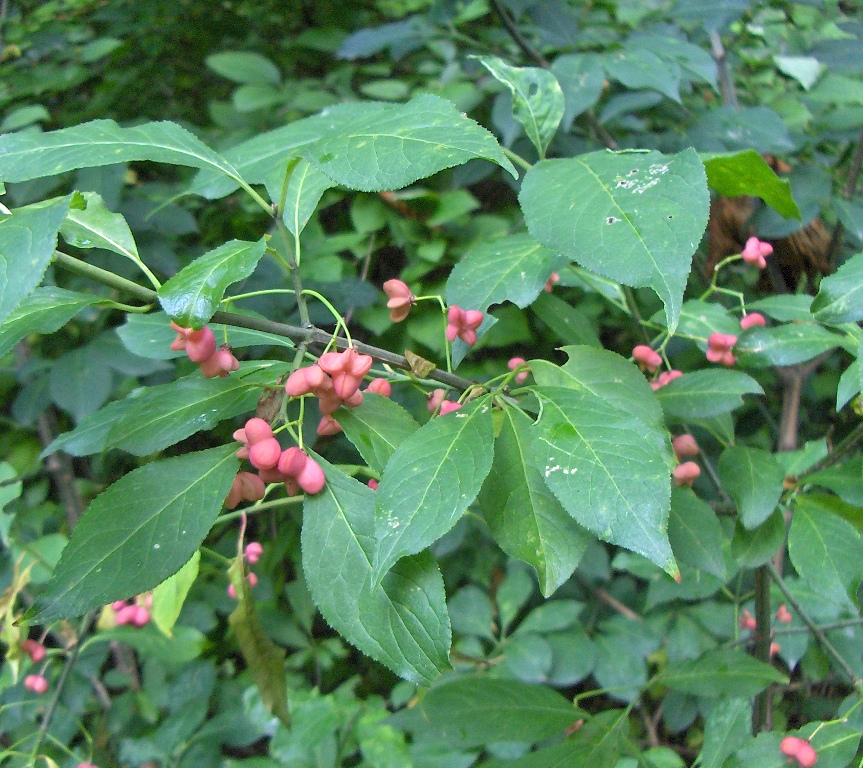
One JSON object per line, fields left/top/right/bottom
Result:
{"left": 752, "top": 565, "right": 774, "bottom": 731}
{"left": 709, "top": 30, "right": 738, "bottom": 109}
{"left": 767, "top": 562, "right": 863, "bottom": 695}
{"left": 800, "top": 421, "right": 863, "bottom": 477}
{"left": 490, "top": 0, "right": 548, "bottom": 67}
{"left": 53, "top": 251, "right": 477, "bottom": 392}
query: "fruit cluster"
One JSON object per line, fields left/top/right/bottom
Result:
{"left": 170, "top": 322, "right": 239, "bottom": 378}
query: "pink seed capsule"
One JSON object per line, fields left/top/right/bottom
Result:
{"left": 366, "top": 378, "right": 392, "bottom": 397}
{"left": 245, "top": 542, "right": 263, "bottom": 564}
{"left": 672, "top": 434, "right": 699, "bottom": 459}
{"left": 297, "top": 457, "right": 326, "bottom": 495}
{"left": 438, "top": 401, "right": 462, "bottom": 416}
{"left": 248, "top": 438, "right": 282, "bottom": 471}
{"left": 184, "top": 326, "right": 217, "bottom": 363}
{"left": 22, "top": 639, "right": 46, "bottom": 663}
{"left": 132, "top": 606, "right": 151, "bottom": 627}
{"left": 111, "top": 600, "right": 127, "bottom": 612}
{"left": 243, "top": 418, "right": 274, "bottom": 445}
{"left": 740, "top": 312, "right": 766, "bottom": 330}
{"left": 24, "top": 674, "right": 49, "bottom": 694}
{"left": 673, "top": 461, "right": 701, "bottom": 487}
{"left": 368, "top": 479, "right": 379, "bottom": 490}
{"left": 114, "top": 604, "right": 137, "bottom": 626}
{"left": 776, "top": 604, "right": 792, "bottom": 623}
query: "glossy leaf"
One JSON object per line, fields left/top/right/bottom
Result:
{"left": 263, "top": 159, "right": 333, "bottom": 235}
{"left": 479, "top": 405, "right": 590, "bottom": 597}
{"left": 158, "top": 237, "right": 267, "bottom": 328}
{"left": 789, "top": 494, "right": 863, "bottom": 608}
{"left": 337, "top": 393, "right": 420, "bottom": 474}
{"left": 668, "top": 488, "right": 726, "bottom": 579}
{"left": 532, "top": 387, "right": 676, "bottom": 576}
{"left": 301, "top": 93, "right": 517, "bottom": 191}
{"left": 811, "top": 251, "right": 863, "bottom": 324}
{"left": 806, "top": 458, "right": 863, "bottom": 508}
{"left": 373, "top": 398, "right": 494, "bottom": 581}
{"left": 837, "top": 359, "right": 860, "bottom": 411}
{"left": 730, "top": 510, "right": 786, "bottom": 568}
{"left": 60, "top": 191, "right": 142, "bottom": 268}
{"left": 43, "top": 362, "right": 276, "bottom": 457}
{"left": 476, "top": 56, "right": 565, "bottom": 158}
{"left": 189, "top": 103, "right": 389, "bottom": 199}
{"left": 302, "top": 457, "right": 451, "bottom": 685}
{"left": 35, "top": 445, "right": 239, "bottom": 622}
{"left": 748, "top": 295, "right": 814, "bottom": 322}
{"left": 699, "top": 698, "right": 752, "bottom": 768}
{"left": 206, "top": 51, "right": 281, "bottom": 86}
{"left": 445, "top": 233, "right": 564, "bottom": 365}
{"left": 0, "top": 120, "right": 243, "bottom": 184}
{"left": 550, "top": 53, "right": 606, "bottom": 130}
{"left": 531, "top": 292, "right": 601, "bottom": 348}
{"left": 702, "top": 150, "right": 801, "bottom": 219}
{"left": 718, "top": 446, "right": 785, "bottom": 530}
{"left": 0, "top": 287, "right": 101, "bottom": 357}
{"left": 661, "top": 648, "right": 788, "bottom": 697}
{"left": 0, "top": 195, "right": 72, "bottom": 323}
{"left": 668, "top": 299, "right": 740, "bottom": 348}
{"left": 531, "top": 345, "right": 665, "bottom": 430}
{"left": 655, "top": 369, "right": 764, "bottom": 420}
{"left": 151, "top": 551, "right": 200, "bottom": 637}
{"left": 735, "top": 324, "right": 841, "bottom": 367}
{"left": 414, "top": 677, "right": 585, "bottom": 747}
{"left": 519, "top": 149, "right": 709, "bottom": 332}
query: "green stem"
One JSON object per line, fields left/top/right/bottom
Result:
{"left": 275, "top": 217, "right": 311, "bottom": 328}
{"left": 767, "top": 562, "right": 863, "bottom": 694}
{"left": 54, "top": 250, "right": 156, "bottom": 303}
{"left": 302, "top": 289, "right": 352, "bottom": 344}
{"left": 502, "top": 146, "right": 533, "bottom": 172}
{"left": 215, "top": 496, "right": 305, "bottom": 525}
{"left": 221, "top": 288, "right": 296, "bottom": 304}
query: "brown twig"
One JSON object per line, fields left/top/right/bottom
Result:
{"left": 490, "top": 0, "right": 549, "bottom": 67}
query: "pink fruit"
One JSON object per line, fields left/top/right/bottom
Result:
{"left": 184, "top": 326, "right": 217, "bottom": 363}
{"left": 22, "top": 639, "right": 46, "bottom": 663}
{"left": 383, "top": 279, "right": 414, "bottom": 322}
{"left": 507, "top": 357, "right": 529, "bottom": 384}
{"left": 245, "top": 542, "right": 263, "bottom": 564}
{"left": 706, "top": 333, "right": 738, "bottom": 366}
{"left": 672, "top": 434, "right": 699, "bottom": 459}
{"left": 200, "top": 347, "right": 239, "bottom": 378}
{"left": 24, "top": 674, "right": 48, "bottom": 694}
{"left": 114, "top": 604, "right": 137, "bottom": 626}
{"left": 111, "top": 600, "right": 127, "bottom": 612}
{"left": 632, "top": 345, "right": 663, "bottom": 373}
{"left": 243, "top": 418, "right": 273, "bottom": 444}
{"left": 132, "top": 606, "right": 151, "bottom": 627}
{"left": 248, "top": 572, "right": 258, "bottom": 587}
{"left": 650, "top": 370, "right": 683, "bottom": 391}
{"left": 781, "top": 736, "right": 818, "bottom": 768}
{"left": 445, "top": 306, "right": 484, "bottom": 346}
{"left": 278, "top": 446, "right": 308, "bottom": 477}
{"left": 543, "top": 272, "right": 560, "bottom": 292}
{"left": 77, "top": 762, "right": 98, "bottom": 768}
{"left": 317, "top": 416, "right": 342, "bottom": 436}
{"left": 297, "top": 457, "right": 326, "bottom": 495}
{"left": 427, "top": 389, "right": 446, "bottom": 413}
{"left": 438, "top": 400, "right": 462, "bottom": 416}
{"left": 239, "top": 471, "right": 265, "bottom": 502}
{"left": 248, "top": 438, "right": 282, "bottom": 471}
{"left": 739, "top": 609, "right": 757, "bottom": 631}
{"left": 673, "top": 461, "right": 700, "bottom": 487}
{"left": 285, "top": 365, "right": 325, "bottom": 397}
{"left": 368, "top": 479, "right": 379, "bottom": 490}
{"left": 318, "top": 348, "right": 374, "bottom": 400}
{"left": 741, "top": 236, "right": 773, "bottom": 269}
{"left": 344, "top": 390, "right": 364, "bottom": 408}
{"left": 740, "top": 312, "right": 766, "bottom": 330}
{"left": 770, "top": 641, "right": 781, "bottom": 657}
{"left": 366, "top": 378, "right": 392, "bottom": 397}
{"left": 776, "top": 604, "right": 792, "bottom": 623}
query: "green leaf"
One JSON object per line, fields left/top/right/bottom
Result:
{"left": 730, "top": 510, "right": 786, "bottom": 568}
{"left": 519, "top": 149, "right": 709, "bottom": 332}
{"left": 550, "top": 53, "right": 606, "bottom": 130}
{"left": 668, "top": 488, "right": 727, "bottom": 579}
{"left": 669, "top": 299, "right": 740, "bottom": 346}
{"left": 0, "top": 195, "right": 72, "bottom": 323}
{"left": 263, "top": 159, "right": 333, "bottom": 235}
{"left": 789, "top": 494, "right": 863, "bottom": 608}
{"left": 336, "top": 393, "right": 420, "bottom": 474}
{"left": 604, "top": 46, "right": 681, "bottom": 102}
{"left": 702, "top": 150, "right": 801, "bottom": 219}
{"left": 531, "top": 292, "right": 601, "bottom": 348}
{"left": 735, "top": 324, "right": 841, "bottom": 367}
{"left": 837, "top": 359, "right": 860, "bottom": 410}
{"left": 60, "top": 191, "right": 142, "bottom": 269}
{"left": 35, "top": 445, "right": 239, "bottom": 622}
{"left": 228, "top": 555, "right": 290, "bottom": 726}
{"left": 655, "top": 369, "right": 764, "bottom": 420}
{"left": 835, "top": 199, "right": 863, "bottom": 242}
{"left": 43, "top": 362, "right": 276, "bottom": 457}
{"left": 91, "top": 625, "right": 205, "bottom": 666}
{"left": 660, "top": 648, "right": 788, "bottom": 697}
{"left": 445, "top": 233, "right": 564, "bottom": 365}
{"left": 531, "top": 345, "right": 665, "bottom": 430}
{"left": 158, "top": 237, "right": 267, "bottom": 328}
{"left": 699, "top": 698, "right": 752, "bottom": 768}
{"left": 748, "top": 295, "right": 814, "bottom": 323}
{"left": 0, "top": 287, "right": 101, "bottom": 357}
{"left": 414, "top": 677, "right": 585, "bottom": 747}
{"left": 532, "top": 386, "right": 676, "bottom": 576}
{"left": 812, "top": 251, "right": 863, "bottom": 324}
{"left": 302, "top": 457, "right": 451, "bottom": 685}
{"left": 117, "top": 310, "right": 293, "bottom": 359}
{"left": 373, "top": 398, "right": 494, "bottom": 581}
{"left": 718, "top": 447, "right": 786, "bottom": 529}
{"left": 806, "top": 457, "right": 863, "bottom": 508}
{"left": 476, "top": 56, "right": 564, "bottom": 158}
{"left": 479, "top": 405, "right": 590, "bottom": 597}
{"left": 189, "top": 104, "right": 389, "bottom": 199}
{"left": 301, "top": 93, "right": 517, "bottom": 191}
{"left": 0, "top": 120, "right": 244, "bottom": 185}
{"left": 151, "top": 550, "right": 199, "bottom": 637}
{"left": 206, "top": 51, "right": 281, "bottom": 86}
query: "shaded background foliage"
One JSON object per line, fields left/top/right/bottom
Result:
{"left": 2, "top": 0, "right": 863, "bottom": 767}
